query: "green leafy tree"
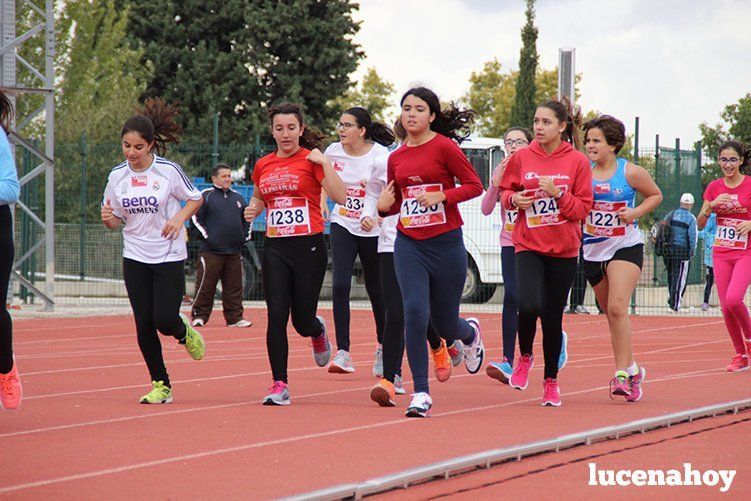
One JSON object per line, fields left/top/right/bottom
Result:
{"left": 509, "top": 0, "right": 538, "bottom": 128}
{"left": 465, "top": 59, "right": 583, "bottom": 137}
{"left": 120, "top": 0, "right": 363, "bottom": 142}
{"left": 699, "top": 93, "right": 751, "bottom": 184}
{"left": 331, "top": 67, "right": 396, "bottom": 125}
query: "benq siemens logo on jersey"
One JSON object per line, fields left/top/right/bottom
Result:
{"left": 122, "top": 196, "right": 159, "bottom": 214}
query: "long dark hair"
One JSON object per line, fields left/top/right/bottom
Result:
{"left": 400, "top": 87, "right": 476, "bottom": 144}
{"left": 343, "top": 107, "right": 395, "bottom": 146}
{"left": 267, "top": 102, "right": 325, "bottom": 151}
{"left": 0, "top": 89, "right": 13, "bottom": 133}
{"left": 719, "top": 139, "right": 751, "bottom": 175}
{"left": 538, "top": 97, "right": 583, "bottom": 151}
{"left": 121, "top": 97, "right": 182, "bottom": 156}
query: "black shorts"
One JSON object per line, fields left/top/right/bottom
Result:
{"left": 584, "top": 244, "right": 644, "bottom": 287}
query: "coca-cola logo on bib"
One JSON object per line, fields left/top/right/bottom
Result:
{"left": 272, "top": 198, "right": 294, "bottom": 208}
{"left": 406, "top": 186, "right": 428, "bottom": 197}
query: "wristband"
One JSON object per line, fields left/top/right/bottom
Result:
{"left": 555, "top": 189, "right": 564, "bottom": 200}
{"left": 703, "top": 208, "right": 712, "bottom": 217}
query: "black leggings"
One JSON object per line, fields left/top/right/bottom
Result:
{"left": 379, "top": 252, "right": 441, "bottom": 382}
{"left": 262, "top": 234, "right": 327, "bottom": 383}
{"left": 704, "top": 266, "right": 714, "bottom": 304}
{"left": 330, "top": 223, "right": 385, "bottom": 351}
{"left": 0, "top": 205, "right": 14, "bottom": 374}
{"left": 123, "top": 258, "right": 187, "bottom": 387}
{"left": 516, "top": 251, "right": 577, "bottom": 379}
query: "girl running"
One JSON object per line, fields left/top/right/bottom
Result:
{"left": 500, "top": 98, "right": 593, "bottom": 407}
{"left": 376, "top": 87, "right": 484, "bottom": 417}
{"left": 244, "top": 102, "right": 346, "bottom": 406}
{"left": 0, "top": 90, "right": 21, "bottom": 411}
{"left": 367, "top": 119, "right": 462, "bottom": 407}
{"left": 484, "top": 127, "right": 569, "bottom": 384}
{"left": 101, "top": 98, "right": 206, "bottom": 404}
{"left": 697, "top": 140, "right": 751, "bottom": 372}
{"left": 324, "top": 107, "right": 391, "bottom": 376}
{"left": 581, "top": 115, "right": 662, "bottom": 401}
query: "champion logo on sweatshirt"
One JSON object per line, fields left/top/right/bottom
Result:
{"left": 524, "top": 172, "right": 571, "bottom": 181}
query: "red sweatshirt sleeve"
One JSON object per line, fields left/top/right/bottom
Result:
{"left": 500, "top": 153, "right": 522, "bottom": 210}
{"left": 442, "top": 140, "right": 483, "bottom": 206}
{"left": 557, "top": 154, "right": 593, "bottom": 222}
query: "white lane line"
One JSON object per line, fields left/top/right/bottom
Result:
{"left": 0, "top": 367, "right": 730, "bottom": 494}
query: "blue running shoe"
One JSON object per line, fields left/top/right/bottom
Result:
{"left": 485, "top": 358, "right": 513, "bottom": 385}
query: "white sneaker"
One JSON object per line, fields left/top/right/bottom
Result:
{"left": 406, "top": 392, "right": 432, "bottom": 418}
{"left": 228, "top": 319, "right": 252, "bottom": 328}
{"left": 191, "top": 318, "right": 205, "bottom": 327}
{"left": 328, "top": 350, "right": 355, "bottom": 373}
{"left": 373, "top": 345, "right": 384, "bottom": 378}
{"left": 394, "top": 375, "right": 406, "bottom": 395}
{"left": 463, "top": 318, "right": 484, "bottom": 374}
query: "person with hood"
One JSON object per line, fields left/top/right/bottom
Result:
{"left": 499, "top": 98, "right": 593, "bottom": 407}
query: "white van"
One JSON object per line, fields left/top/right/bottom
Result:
{"left": 459, "top": 136, "right": 506, "bottom": 302}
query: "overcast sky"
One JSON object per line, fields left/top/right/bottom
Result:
{"left": 352, "top": 0, "right": 751, "bottom": 147}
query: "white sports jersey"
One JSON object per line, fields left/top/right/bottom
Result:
{"left": 325, "top": 142, "right": 388, "bottom": 237}
{"left": 103, "top": 156, "right": 202, "bottom": 264}
{"left": 358, "top": 147, "right": 397, "bottom": 252}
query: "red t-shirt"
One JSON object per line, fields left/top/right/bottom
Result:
{"left": 500, "top": 140, "right": 593, "bottom": 258}
{"left": 385, "top": 134, "right": 483, "bottom": 240}
{"left": 252, "top": 148, "right": 325, "bottom": 237}
{"left": 704, "top": 176, "right": 751, "bottom": 256}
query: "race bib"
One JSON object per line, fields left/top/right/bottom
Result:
{"left": 338, "top": 186, "right": 366, "bottom": 219}
{"left": 714, "top": 217, "right": 748, "bottom": 250}
{"left": 399, "top": 184, "right": 447, "bottom": 228}
{"left": 584, "top": 201, "right": 628, "bottom": 237}
{"left": 266, "top": 197, "right": 311, "bottom": 237}
{"left": 503, "top": 208, "right": 518, "bottom": 233}
{"left": 524, "top": 186, "right": 567, "bottom": 228}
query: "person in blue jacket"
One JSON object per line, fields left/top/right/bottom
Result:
{"left": 664, "top": 193, "right": 698, "bottom": 311}
{"left": 0, "top": 90, "right": 21, "bottom": 411}
{"left": 699, "top": 212, "right": 717, "bottom": 311}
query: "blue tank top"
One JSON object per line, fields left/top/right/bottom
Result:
{"left": 583, "top": 157, "right": 643, "bottom": 261}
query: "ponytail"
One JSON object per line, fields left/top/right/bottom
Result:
{"left": 343, "top": 107, "right": 395, "bottom": 147}
{"left": 267, "top": 102, "right": 325, "bottom": 151}
{"left": 400, "top": 87, "right": 476, "bottom": 144}
{"left": 122, "top": 97, "right": 182, "bottom": 156}
{"left": 538, "top": 97, "right": 583, "bottom": 151}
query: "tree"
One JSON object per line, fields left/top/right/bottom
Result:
{"left": 509, "top": 0, "right": 538, "bottom": 128}
{"left": 330, "top": 68, "right": 396, "bottom": 125}
{"left": 120, "top": 0, "right": 363, "bottom": 143}
{"left": 55, "top": 1, "right": 148, "bottom": 143}
{"left": 699, "top": 93, "right": 751, "bottom": 160}
{"left": 464, "top": 59, "right": 583, "bottom": 137}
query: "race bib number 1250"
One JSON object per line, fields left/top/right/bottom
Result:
{"left": 400, "top": 184, "right": 447, "bottom": 228}
{"left": 267, "top": 197, "right": 311, "bottom": 237}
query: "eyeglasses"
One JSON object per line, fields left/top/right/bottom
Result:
{"left": 504, "top": 139, "right": 529, "bottom": 147}
{"left": 336, "top": 122, "right": 359, "bottom": 130}
{"left": 719, "top": 157, "right": 740, "bottom": 165}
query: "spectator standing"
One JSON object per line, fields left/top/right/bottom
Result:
{"left": 664, "top": 193, "right": 698, "bottom": 311}
{"left": 191, "top": 164, "right": 252, "bottom": 327}
{"left": 699, "top": 212, "right": 717, "bottom": 311}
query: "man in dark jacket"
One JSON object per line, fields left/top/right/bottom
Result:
{"left": 190, "top": 164, "right": 252, "bottom": 327}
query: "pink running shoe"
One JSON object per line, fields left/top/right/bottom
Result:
{"left": 726, "top": 354, "right": 749, "bottom": 372}
{"left": 625, "top": 367, "right": 647, "bottom": 403}
{"left": 541, "top": 378, "right": 561, "bottom": 407}
{"left": 510, "top": 354, "right": 534, "bottom": 390}
{"left": 0, "top": 361, "right": 22, "bottom": 412}
{"left": 610, "top": 373, "right": 632, "bottom": 399}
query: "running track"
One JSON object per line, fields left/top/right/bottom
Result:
{"left": 1, "top": 310, "right": 749, "bottom": 498}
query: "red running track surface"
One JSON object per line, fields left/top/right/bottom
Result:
{"left": 0, "top": 310, "right": 749, "bottom": 498}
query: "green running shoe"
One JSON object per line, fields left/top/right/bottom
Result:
{"left": 180, "top": 313, "right": 205, "bottom": 360}
{"left": 139, "top": 380, "right": 173, "bottom": 404}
